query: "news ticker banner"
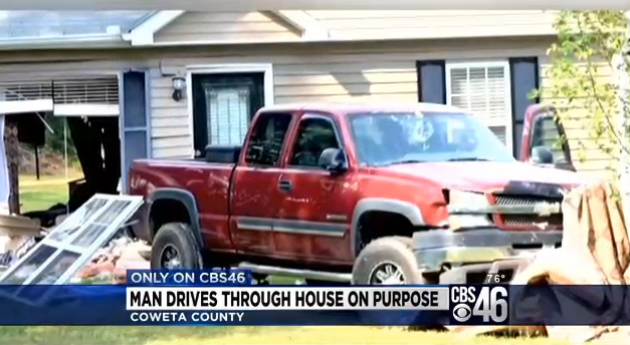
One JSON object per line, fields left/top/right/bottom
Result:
{"left": 0, "top": 269, "right": 627, "bottom": 326}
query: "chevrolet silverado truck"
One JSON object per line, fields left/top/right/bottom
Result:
{"left": 128, "top": 102, "right": 586, "bottom": 285}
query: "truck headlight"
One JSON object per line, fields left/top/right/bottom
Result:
{"left": 449, "top": 190, "right": 490, "bottom": 207}
{"left": 447, "top": 190, "right": 493, "bottom": 230}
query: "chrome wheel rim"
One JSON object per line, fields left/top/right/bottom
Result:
{"left": 368, "top": 262, "right": 406, "bottom": 285}
{"left": 160, "top": 244, "right": 182, "bottom": 269}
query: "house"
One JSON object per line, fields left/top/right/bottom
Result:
{"left": 0, "top": 10, "right": 615, "bottom": 211}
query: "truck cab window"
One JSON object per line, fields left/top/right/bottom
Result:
{"left": 290, "top": 117, "right": 340, "bottom": 167}
{"left": 244, "top": 113, "right": 292, "bottom": 166}
{"left": 531, "top": 116, "right": 567, "bottom": 163}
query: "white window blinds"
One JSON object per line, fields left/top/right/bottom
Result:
{"left": 446, "top": 61, "right": 512, "bottom": 148}
{"left": 206, "top": 86, "right": 250, "bottom": 146}
{"left": 0, "top": 77, "right": 120, "bottom": 116}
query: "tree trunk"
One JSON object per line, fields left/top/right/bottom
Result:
{"left": 3, "top": 117, "right": 20, "bottom": 214}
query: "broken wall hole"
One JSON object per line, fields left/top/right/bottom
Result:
{"left": 1, "top": 75, "right": 123, "bottom": 221}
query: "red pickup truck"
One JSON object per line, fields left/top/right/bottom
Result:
{"left": 128, "top": 102, "right": 587, "bottom": 285}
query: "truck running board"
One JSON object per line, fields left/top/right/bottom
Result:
{"left": 238, "top": 262, "right": 352, "bottom": 283}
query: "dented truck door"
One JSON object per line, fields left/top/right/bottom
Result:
{"left": 274, "top": 112, "right": 355, "bottom": 263}
{"left": 519, "top": 104, "right": 575, "bottom": 172}
{"left": 230, "top": 111, "right": 295, "bottom": 256}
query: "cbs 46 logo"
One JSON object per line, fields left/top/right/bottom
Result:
{"left": 451, "top": 286, "right": 508, "bottom": 323}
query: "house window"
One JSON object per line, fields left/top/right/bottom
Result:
{"left": 445, "top": 61, "right": 512, "bottom": 149}
{"left": 192, "top": 72, "right": 264, "bottom": 156}
{"left": 206, "top": 86, "right": 251, "bottom": 146}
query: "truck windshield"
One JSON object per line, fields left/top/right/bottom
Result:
{"left": 349, "top": 111, "right": 516, "bottom": 166}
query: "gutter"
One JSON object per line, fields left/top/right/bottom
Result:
{"left": 0, "top": 34, "right": 130, "bottom": 51}
{"left": 128, "top": 31, "right": 557, "bottom": 48}
{"left": 0, "top": 28, "right": 557, "bottom": 51}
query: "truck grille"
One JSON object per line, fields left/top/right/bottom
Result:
{"left": 490, "top": 194, "right": 563, "bottom": 230}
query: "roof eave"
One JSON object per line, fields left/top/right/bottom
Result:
{"left": 123, "top": 10, "right": 185, "bottom": 46}
{"left": 131, "top": 32, "right": 557, "bottom": 48}
{"left": 0, "top": 34, "right": 128, "bottom": 51}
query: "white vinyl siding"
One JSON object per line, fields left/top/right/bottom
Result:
{"left": 154, "top": 12, "right": 301, "bottom": 44}
{"left": 445, "top": 61, "right": 512, "bottom": 150}
{"left": 306, "top": 11, "right": 557, "bottom": 41}
{"left": 206, "top": 86, "right": 251, "bottom": 146}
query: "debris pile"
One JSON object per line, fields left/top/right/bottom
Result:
{"left": 77, "top": 234, "right": 151, "bottom": 284}
{"left": 0, "top": 207, "right": 43, "bottom": 270}
{"left": 0, "top": 194, "right": 146, "bottom": 285}
{"left": 451, "top": 181, "right": 630, "bottom": 343}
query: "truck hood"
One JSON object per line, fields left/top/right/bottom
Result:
{"left": 382, "top": 161, "right": 589, "bottom": 192}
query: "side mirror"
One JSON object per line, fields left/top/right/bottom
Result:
{"left": 530, "top": 146, "right": 554, "bottom": 165}
{"left": 318, "top": 148, "right": 348, "bottom": 174}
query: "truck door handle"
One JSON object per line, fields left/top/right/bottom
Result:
{"left": 278, "top": 180, "right": 292, "bottom": 192}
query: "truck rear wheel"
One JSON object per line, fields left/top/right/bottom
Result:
{"left": 352, "top": 236, "right": 424, "bottom": 285}
{"left": 151, "top": 222, "right": 204, "bottom": 270}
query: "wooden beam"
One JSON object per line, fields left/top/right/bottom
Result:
{"left": 271, "top": 11, "right": 328, "bottom": 40}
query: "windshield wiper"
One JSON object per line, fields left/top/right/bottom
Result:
{"left": 373, "top": 159, "right": 426, "bottom": 167}
{"left": 447, "top": 157, "right": 490, "bottom": 162}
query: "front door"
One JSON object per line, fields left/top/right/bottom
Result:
{"left": 275, "top": 113, "right": 356, "bottom": 264}
{"left": 191, "top": 72, "right": 264, "bottom": 157}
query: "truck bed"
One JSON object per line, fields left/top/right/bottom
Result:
{"left": 128, "top": 157, "right": 237, "bottom": 250}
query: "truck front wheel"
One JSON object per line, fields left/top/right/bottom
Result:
{"left": 352, "top": 237, "right": 424, "bottom": 285}
{"left": 352, "top": 237, "right": 428, "bottom": 326}
{"left": 151, "top": 222, "right": 204, "bottom": 270}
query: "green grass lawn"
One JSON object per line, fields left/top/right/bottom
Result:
{"left": 19, "top": 182, "right": 68, "bottom": 213}
{"left": 0, "top": 326, "right": 571, "bottom": 345}
{"left": 19, "top": 173, "right": 82, "bottom": 213}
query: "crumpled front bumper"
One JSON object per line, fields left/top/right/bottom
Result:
{"left": 412, "top": 228, "right": 562, "bottom": 284}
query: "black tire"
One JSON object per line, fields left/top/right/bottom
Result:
{"left": 352, "top": 236, "right": 426, "bottom": 327}
{"left": 150, "top": 222, "right": 204, "bottom": 270}
{"left": 352, "top": 236, "right": 424, "bottom": 285}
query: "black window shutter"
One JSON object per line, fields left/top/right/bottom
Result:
{"left": 416, "top": 60, "right": 446, "bottom": 104}
{"left": 509, "top": 57, "right": 540, "bottom": 157}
